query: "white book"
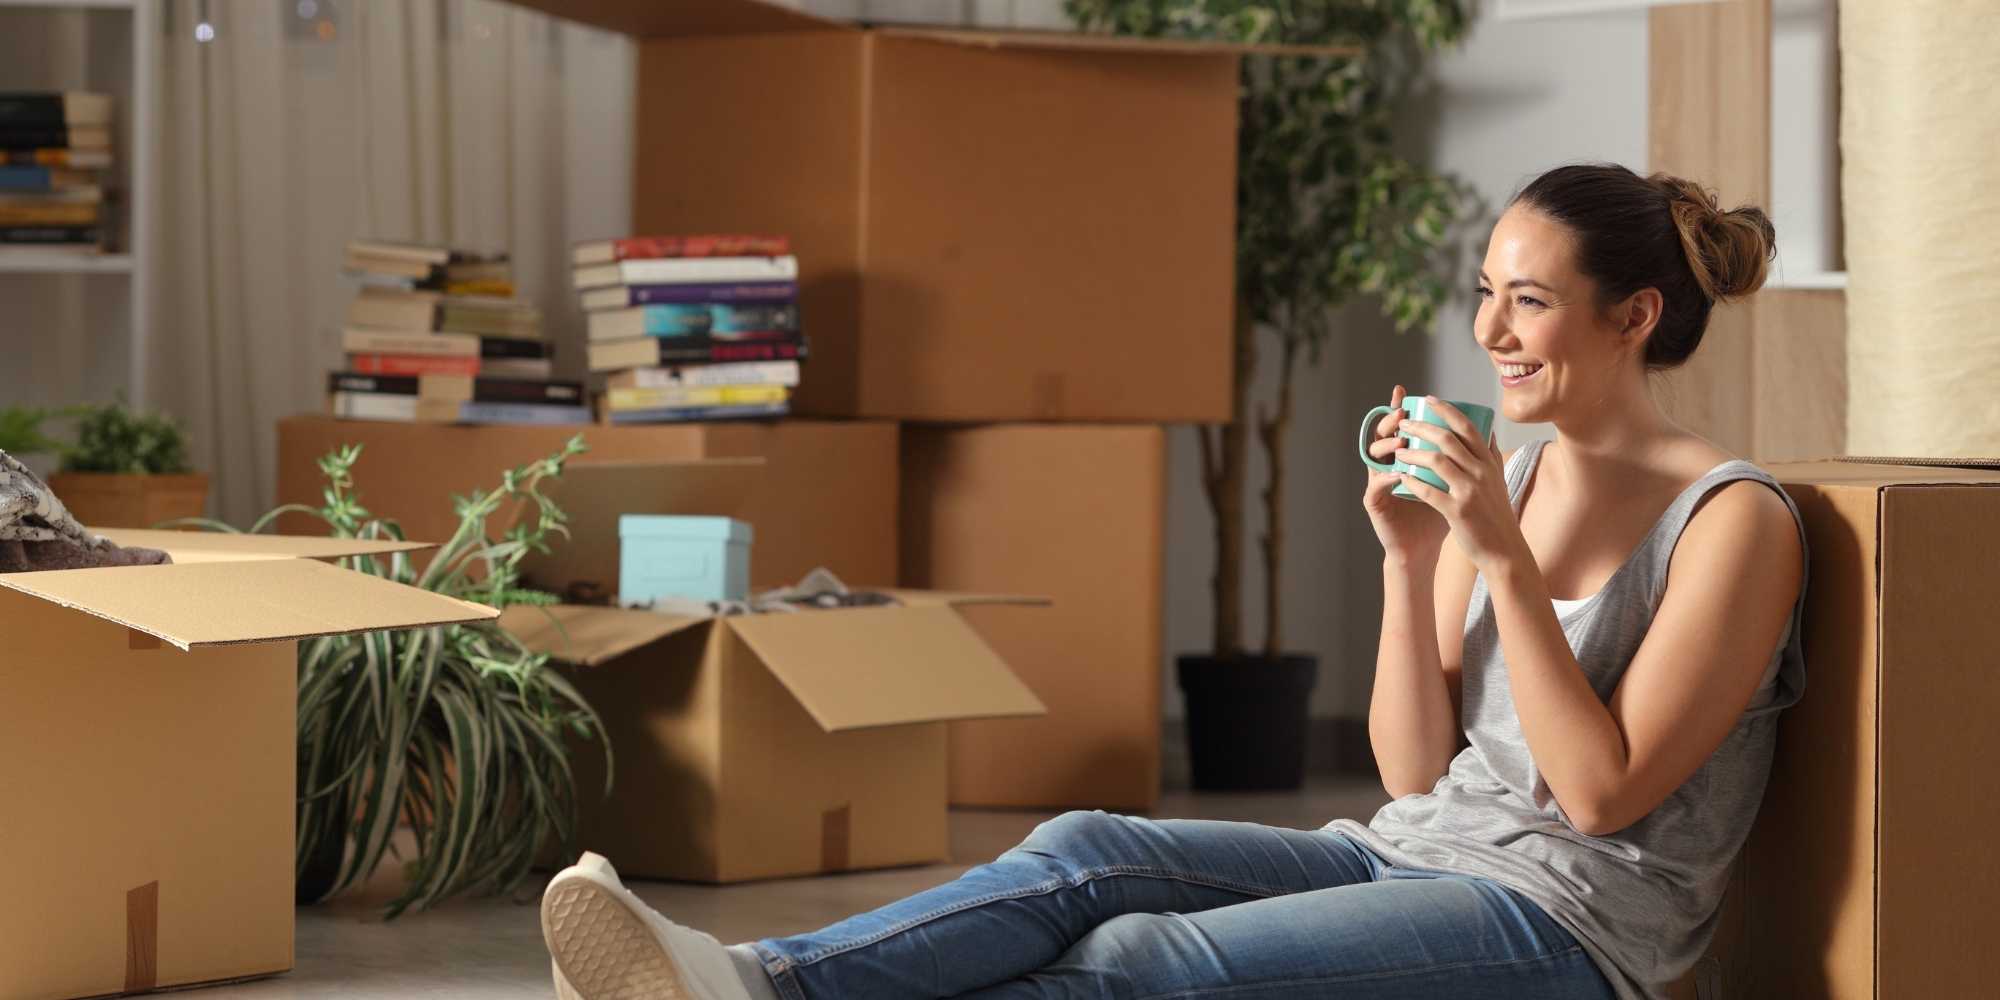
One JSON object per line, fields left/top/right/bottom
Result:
{"left": 330, "top": 391, "right": 420, "bottom": 422}
{"left": 571, "top": 255, "right": 797, "bottom": 290}
{"left": 607, "top": 362, "right": 802, "bottom": 389}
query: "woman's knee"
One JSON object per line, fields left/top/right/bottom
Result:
{"left": 1016, "top": 809, "right": 1130, "bottom": 860}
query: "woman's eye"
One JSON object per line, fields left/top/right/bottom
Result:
{"left": 1517, "top": 295, "right": 1546, "bottom": 309}
{"left": 1474, "top": 285, "right": 1493, "bottom": 298}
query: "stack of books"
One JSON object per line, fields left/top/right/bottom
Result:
{"left": 332, "top": 240, "right": 586, "bottom": 425}
{"left": 574, "top": 235, "right": 804, "bottom": 423}
{"left": 0, "top": 92, "right": 114, "bottom": 254}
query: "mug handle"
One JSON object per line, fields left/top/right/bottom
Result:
{"left": 1359, "top": 405, "right": 1398, "bottom": 473}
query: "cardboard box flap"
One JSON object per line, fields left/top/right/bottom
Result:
{"left": 874, "top": 25, "right": 1361, "bottom": 59}
{"left": 504, "top": 0, "right": 842, "bottom": 38}
{"left": 94, "top": 528, "right": 434, "bottom": 563}
{"left": 726, "top": 604, "right": 1047, "bottom": 732}
{"left": 499, "top": 604, "right": 710, "bottom": 667}
{"left": 523, "top": 459, "right": 765, "bottom": 597}
{"left": 0, "top": 558, "right": 496, "bottom": 651}
{"left": 881, "top": 589, "right": 1052, "bottom": 609}
{"left": 1772, "top": 458, "right": 2000, "bottom": 487}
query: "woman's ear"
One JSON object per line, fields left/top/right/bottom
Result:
{"left": 1618, "top": 288, "right": 1664, "bottom": 355}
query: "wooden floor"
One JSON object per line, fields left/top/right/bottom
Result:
{"left": 201, "top": 776, "right": 1391, "bottom": 998}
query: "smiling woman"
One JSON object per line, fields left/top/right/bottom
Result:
{"left": 1348, "top": 162, "right": 1805, "bottom": 1000}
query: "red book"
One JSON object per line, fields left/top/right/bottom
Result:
{"left": 572, "top": 234, "right": 791, "bottom": 266}
{"left": 348, "top": 353, "right": 481, "bottom": 376}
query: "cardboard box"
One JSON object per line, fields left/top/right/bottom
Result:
{"left": 901, "top": 424, "right": 1166, "bottom": 811}
{"left": 503, "top": 593, "right": 1047, "bottom": 883}
{"left": 1664, "top": 458, "right": 2000, "bottom": 999}
{"left": 0, "top": 528, "right": 495, "bottom": 1000}
{"left": 510, "top": 0, "right": 1346, "bottom": 423}
{"left": 276, "top": 415, "right": 899, "bottom": 590}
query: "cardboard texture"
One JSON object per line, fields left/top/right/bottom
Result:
{"left": 508, "top": 0, "right": 1353, "bottom": 422}
{"left": 0, "top": 535, "right": 495, "bottom": 1000}
{"left": 503, "top": 596, "right": 1046, "bottom": 883}
{"left": 900, "top": 425, "right": 1166, "bottom": 811}
{"left": 1661, "top": 459, "right": 2000, "bottom": 999}
{"left": 275, "top": 416, "right": 899, "bottom": 591}
{"left": 46, "top": 472, "right": 209, "bottom": 529}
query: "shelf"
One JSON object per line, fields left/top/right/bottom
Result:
{"left": 0, "top": 0, "right": 135, "bottom": 9}
{"left": 0, "top": 251, "right": 134, "bottom": 274}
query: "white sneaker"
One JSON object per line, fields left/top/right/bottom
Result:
{"left": 541, "top": 852, "right": 749, "bottom": 1000}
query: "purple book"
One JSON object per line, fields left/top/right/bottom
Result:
{"left": 581, "top": 280, "right": 797, "bottom": 311}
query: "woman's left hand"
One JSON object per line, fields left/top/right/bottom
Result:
{"left": 1393, "top": 398, "right": 1528, "bottom": 572}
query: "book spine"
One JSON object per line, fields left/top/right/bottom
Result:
{"left": 612, "top": 235, "right": 791, "bottom": 260}
{"left": 330, "top": 391, "right": 421, "bottom": 422}
{"left": 478, "top": 336, "right": 553, "bottom": 360}
{"left": 471, "top": 379, "right": 586, "bottom": 405}
{"left": 614, "top": 255, "right": 797, "bottom": 285}
{"left": 625, "top": 281, "right": 798, "bottom": 306}
{"left": 0, "top": 202, "right": 98, "bottom": 226}
{"left": 655, "top": 341, "right": 808, "bottom": 365}
{"left": 637, "top": 303, "right": 798, "bottom": 335}
{"left": 457, "top": 401, "right": 592, "bottom": 426}
{"left": 0, "top": 165, "right": 51, "bottom": 191}
{"left": 607, "top": 384, "right": 789, "bottom": 411}
{"left": 0, "top": 225, "right": 99, "bottom": 244}
{"left": 348, "top": 354, "right": 481, "bottom": 377}
{"left": 0, "top": 126, "right": 74, "bottom": 150}
{"left": 0, "top": 96, "right": 65, "bottom": 127}
{"left": 607, "top": 401, "right": 790, "bottom": 425}
{"left": 613, "top": 361, "right": 801, "bottom": 389}
{"left": 0, "top": 149, "right": 108, "bottom": 168}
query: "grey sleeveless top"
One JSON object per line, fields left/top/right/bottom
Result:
{"left": 1325, "top": 439, "right": 1808, "bottom": 1000}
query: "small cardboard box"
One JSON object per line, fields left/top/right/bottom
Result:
{"left": 509, "top": 0, "right": 1348, "bottom": 423}
{"left": 276, "top": 415, "right": 899, "bottom": 589}
{"left": 0, "top": 528, "right": 496, "bottom": 1000}
{"left": 503, "top": 591, "right": 1047, "bottom": 883}
{"left": 1665, "top": 458, "right": 2000, "bottom": 999}
{"left": 901, "top": 424, "right": 1166, "bottom": 811}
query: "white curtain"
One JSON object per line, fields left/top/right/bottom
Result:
{"left": 145, "top": 0, "right": 633, "bottom": 525}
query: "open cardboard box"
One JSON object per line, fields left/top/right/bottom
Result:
{"left": 1666, "top": 456, "right": 2000, "bottom": 999}
{"left": 500, "top": 458, "right": 1050, "bottom": 882}
{"left": 0, "top": 528, "right": 496, "bottom": 1000}
{"left": 509, "top": 0, "right": 1353, "bottom": 422}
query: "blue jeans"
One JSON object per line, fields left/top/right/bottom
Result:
{"left": 748, "top": 810, "right": 1617, "bottom": 999}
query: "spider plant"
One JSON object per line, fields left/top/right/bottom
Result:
{"left": 184, "top": 436, "right": 610, "bottom": 917}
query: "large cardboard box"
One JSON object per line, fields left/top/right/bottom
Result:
{"left": 1664, "top": 459, "right": 2000, "bottom": 999}
{"left": 276, "top": 415, "right": 899, "bottom": 590}
{"left": 901, "top": 424, "right": 1166, "bottom": 811}
{"left": 0, "top": 528, "right": 494, "bottom": 1000}
{"left": 504, "top": 594, "right": 1047, "bottom": 883}
{"left": 510, "top": 0, "right": 1346, "bottom": 423}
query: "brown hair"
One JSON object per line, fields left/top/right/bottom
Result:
{"left": 1511, "top": 163, "right": 1776, "bottom": 370}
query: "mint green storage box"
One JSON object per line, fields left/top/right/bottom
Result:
{"left": 619, "top": 515, "right": 753, "bottom": 603}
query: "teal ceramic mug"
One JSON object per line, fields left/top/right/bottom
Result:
{"left": 1358, "top": 397, "right": 1496, "bottom": 499}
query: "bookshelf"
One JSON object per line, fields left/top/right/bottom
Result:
{"left": 0, "top": 0, "right": 156, "bottom": 408}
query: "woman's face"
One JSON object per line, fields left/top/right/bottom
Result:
{"left": 1473, "top": 205, "right": 1637, "bottom": 425}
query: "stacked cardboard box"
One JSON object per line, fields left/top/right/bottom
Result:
{"left": 575, "top": 234, "right": 803, "bottom": 424}
{"left": 335, "top": 241, "right": 586, "bottom": 425}
{"left": 507, "top": 0, "right": 1337, "bottom": 811}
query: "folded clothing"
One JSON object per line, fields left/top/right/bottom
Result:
{"left": 626, "top": 566, "right": 896, "bottom": 618}
{"left": 0, "top": 449, "right": 171, "bottom": 572}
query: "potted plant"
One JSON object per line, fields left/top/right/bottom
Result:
{"left": 41, "top": 401, "right": 209, "bottom": 528}
{"left": 1065, "top": 0, "right": 1472, "bottom": 789}
{"left": 189, "top": 437, "right": 611, "bottom": 915}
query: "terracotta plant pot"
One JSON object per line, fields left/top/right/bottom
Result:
{"left": 46, "top": 472, "right": 210, "bottom": 529}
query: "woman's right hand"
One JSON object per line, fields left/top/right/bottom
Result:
{"left": 1362, "top": 385, "right": 1450, "bottom": 564}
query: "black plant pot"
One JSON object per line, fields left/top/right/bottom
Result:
{"left": 1178, "top": 653, "right": 1317, "bottom": 791}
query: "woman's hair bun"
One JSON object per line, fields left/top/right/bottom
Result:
{"left": 1651, "top": 172, "right": 1776, "bottom": 301}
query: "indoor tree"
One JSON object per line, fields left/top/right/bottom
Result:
{"left": 1065, "top": 0, "right": 1472, "bottom": 661}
